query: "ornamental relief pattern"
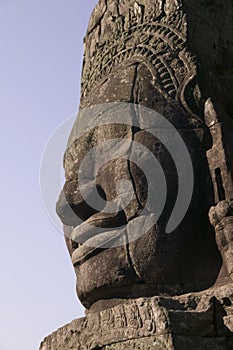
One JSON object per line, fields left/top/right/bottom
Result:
{"left": 81, "top": 3, "right": 201, "bottom": 119}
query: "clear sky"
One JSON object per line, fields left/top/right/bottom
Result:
{"left": 0, "top": 1, "right": 98, "bottom": 349}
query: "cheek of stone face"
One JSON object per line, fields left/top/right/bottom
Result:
{"left": 127, "top": 224, "right": 194, "bottom": 287}
{"left": 127, "top": 128, "right": 218, "bottom": 287}
{"left": 124, "top": 131, "right": 185, "bottom": 285}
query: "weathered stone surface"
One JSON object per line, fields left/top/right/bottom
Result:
{"left": 56, "top": 0, "right": 228, "bottom": 311}
{"left": 40, "top": 286, "right": 233, "bottom": 349}
{"left": 45, "top": 0, "right": 233, "bottom": 349}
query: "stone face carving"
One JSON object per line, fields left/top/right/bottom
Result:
{"left": 57, "top": 0, "right": 233, "bottom": 322}
{"left": 40, "top": 0, "right": 233, "bottom": 348}
{"left": 55, "top": 0, "right": 232, "bottom": 313}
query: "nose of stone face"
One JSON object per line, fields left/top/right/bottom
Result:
{"left": 56, "top": 181, "right": 107, "bottom": 227}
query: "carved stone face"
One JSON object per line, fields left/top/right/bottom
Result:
{"left": 56, "top": 79, "right": 221, "bottom": 311}
{"left": 56, "top": 1, "right": 222, "bottom": 311}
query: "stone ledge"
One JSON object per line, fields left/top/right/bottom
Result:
{"left": 40, "top": 285, "right": 233, "bottom": 350}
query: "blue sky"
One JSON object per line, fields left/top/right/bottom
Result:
{"left": 0, "top": 1, "right": 97, "bottom": 349}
